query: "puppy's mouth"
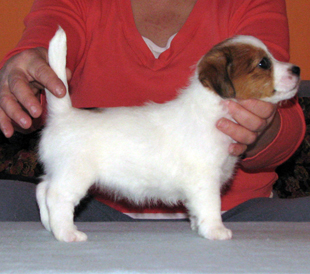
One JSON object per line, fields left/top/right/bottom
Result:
{"left": 274, "top": 81, "right": 300, "bottom": 94}
{"left": 290, "top": 79, "right": 301, "bottom": 92}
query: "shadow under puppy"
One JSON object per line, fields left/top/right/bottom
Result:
{"left": 37, "top": 27, "right": 300, "bottom": 242}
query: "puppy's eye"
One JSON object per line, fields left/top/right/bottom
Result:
{"left": 258, "top": 57, "right": 271, "bottom": 70}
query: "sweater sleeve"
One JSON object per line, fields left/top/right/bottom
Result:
{"left": 241, "top": 97, "right": 306, "bottom": 170}
{"left": 0, "top": 0, "right": 90, "bottom": 72}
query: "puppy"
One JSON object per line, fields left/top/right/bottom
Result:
{"left": 37, "top": 27, "right": 300, "bottom": 242}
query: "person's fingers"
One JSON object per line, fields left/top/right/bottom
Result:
{"left": 238, "top": 99, "right": 277, "bottom": 120}
{"left": 216, "top": 117, "right": 258, "bottom": 145}
{"left": 222, "top": 100, "right": 268, "bottom": 133}
{"left": 228, "top": 143, "right": 248, "bottom": 157}
{"left": 66, "top": 67, "right": 72, "bottom": 81}
{"left": 0, "top": 87, "right": 32, "bottom": 130}
{"left": 217, "top": 99, "right": 278, "bottom": 157}
{"left": 8, "top": 68, "right": 43, "bottom": 118}
{"left": 26, "top": 48, "right": 66, "bottom": 97}
{"left": 0, "top": 108, "right": 14, "bottom": 138}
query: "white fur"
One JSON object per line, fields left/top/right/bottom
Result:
{"left": 37, "top": 28, "right": 299, "bottom": 242}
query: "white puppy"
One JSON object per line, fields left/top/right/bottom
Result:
{"left": 37, "top": 27, "right": 300, "bottom": 242}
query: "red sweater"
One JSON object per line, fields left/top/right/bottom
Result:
{"left": 0, "top": 0, "right": 305, "bottom": 215}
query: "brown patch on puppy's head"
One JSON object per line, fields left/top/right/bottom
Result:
{"left": 198, "top": 45, "right": 236, "bottom": 99}
{"left": 198, "top": 37, "right": 275, "bottom": 100}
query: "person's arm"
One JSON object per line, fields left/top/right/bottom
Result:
{"left": 0, "top": 0, "right": 88, "bottom": 137}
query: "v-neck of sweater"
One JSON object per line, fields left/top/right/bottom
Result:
{"left": 118, "top": 0, "right": 205, "bottom": 71}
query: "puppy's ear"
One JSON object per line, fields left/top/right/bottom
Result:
{"left": 198, "top": 47, "right": 236, "bottom": 98}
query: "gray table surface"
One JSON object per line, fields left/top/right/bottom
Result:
{"left": 1, "top": 222, "right": 309, "bottom": 274}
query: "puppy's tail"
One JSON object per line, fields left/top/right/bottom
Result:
{"left": 45, "top": 27, "right": 72, "bottom": 115}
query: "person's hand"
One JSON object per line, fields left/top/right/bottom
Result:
{"left": 216, "top": 99, "right": 280, "bottom": 158}
{"left": 0, "top": 47, "right": 68, "bottom": 138}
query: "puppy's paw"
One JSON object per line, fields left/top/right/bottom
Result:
{"left": 199, "top": 225, "right": 232, "bottom": 240}
{"left": 54, "top": 229, "right": 88, "bottom": 242}
{"left": 189, "top": 216, "right": 198, "bottom": 231}
{"left": 41, "top": 218, "right": 51, "bottom": 232}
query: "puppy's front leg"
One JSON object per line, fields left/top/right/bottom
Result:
{"left": 186, "top": 180, "right": 232, "bottom": 240}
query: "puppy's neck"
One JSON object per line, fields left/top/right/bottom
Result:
{"left": 177, "top": 77, "right": 223, "bottom": 108}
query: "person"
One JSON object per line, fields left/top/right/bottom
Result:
{"left": 0, "top": 0, "right": 308, "bottom": 222}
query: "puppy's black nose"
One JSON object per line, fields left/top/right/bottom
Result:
{"left": 291, "top": 66, "right": 301, "bottom": 76}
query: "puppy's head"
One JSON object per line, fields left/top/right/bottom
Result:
{"left": 198, "top": 36, "right": 300, "bottom": 103}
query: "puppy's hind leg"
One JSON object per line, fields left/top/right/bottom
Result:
{"left": 36, "top": 180, "right": 51, "bottom": 232}
{"left": 45, "top": 177, "right": 92, "bottom": 242}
